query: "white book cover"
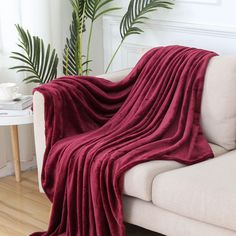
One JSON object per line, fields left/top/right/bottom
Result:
{"left": 0, "top": 108, "right": 33, "bottom": 117}
{"left": 0, "top": 95, "right": 33, "bottom": 110}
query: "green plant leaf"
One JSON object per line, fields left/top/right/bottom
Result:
{"left": 63, "top": 2, "right": 86, "bottom": 76}
{"left": 105, "top": 0, "right": 174, "bottom": 73}
{"left": 10, "top": 25, "right": 59, "bottom": 84}
{"left": 94, "top": 7, "right": 121, "bottom": 20}
{"left": 10, "top": 56, "right": 31, "bottom": 65}
{"left": 86, "top": 0, "right": 121, "bottom": 22}
{"left": 83, "top": 68, "right": 92, "bottom": 74}
{"left": 84, "top": 0, "right": 120, "bottom": 75}
{"left": 23, "top": 75, "right": 40, "bottom": 83}
{"left": 120, "top": 0, "right": 174, "bottom": 40}
{"left": 11, "top": 52, "right": 31, "bottom": 63}
{"left": 63, "top": 0, "right": 120, "bottom": 76}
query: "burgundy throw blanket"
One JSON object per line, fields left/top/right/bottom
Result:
{"left": 32, "top": 46, "right": 216, "bottom": 236}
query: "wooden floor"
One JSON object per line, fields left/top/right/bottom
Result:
{"left": 0, "top": 170, "right": 50, "bottom": 236}
{"left": 0, "top": 170, "right": 163, "bottom": 236}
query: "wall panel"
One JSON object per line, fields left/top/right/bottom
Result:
{"left": 103, "top": 1, "right": 236, "bottom": 72}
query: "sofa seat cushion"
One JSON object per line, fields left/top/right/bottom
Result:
{"left": 123, "top": 143, "right": 226, "bottom": 202}
{"left": 152, "top": 150, "right": 236, "bottom": 231}
{"left": 123, "top": 160, "right": 184, "bottom": 201}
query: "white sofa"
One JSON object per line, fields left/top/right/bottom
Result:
{"left": 33, "top": 56, "right": 236, "bottom": 236}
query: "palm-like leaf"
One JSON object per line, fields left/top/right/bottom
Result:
{"left": 70, "top": 0, "right": 87, "bottom": 32}
{"left": 85, "top": 0, "right": 120, "bottom": 75}
{"left": 10, "top": 25, "right": 58, "bottom": 84}
{"left": 120, "top": 0, "right": 173, "bottom": 40}
{"left": 86, "top": 0, "right": 121, "bottom": 22}
{"left": 63, "top": 0, "right": 88, "bottom": 76}
{"left": 63, "top": 12, "right": 79, "bottom": 75}
{"left": 64, "top": 0, "right": 120, "bottom": 76}
{"left": 105, "top": 0, "right": 174, "bottom": 72}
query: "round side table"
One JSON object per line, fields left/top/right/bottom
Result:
{"left": 0, "top": 109, "right": 33, "bottom": 182}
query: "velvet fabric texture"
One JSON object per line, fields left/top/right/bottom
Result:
{"left": 31, "top": 46, "right": 216, "bottom": 236}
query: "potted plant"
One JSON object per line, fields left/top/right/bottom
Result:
{"left": 10, "top": 0, "right": 174, "bottom": 84}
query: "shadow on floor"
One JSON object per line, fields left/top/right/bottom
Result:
{"left": 126, "top": 223, "right": 165, "bottom": 236}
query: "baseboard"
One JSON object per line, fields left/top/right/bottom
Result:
{"left": 0, "top": 157, "right": 37, "bottom": 178}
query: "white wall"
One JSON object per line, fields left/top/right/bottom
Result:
{"left": 103, "top": 0, "right": 236, "bottom": 72}
{"left": 0, "top": 1, "right": 37, "bottom": 177}
{"left": 84, "top": 18, "right": 105, "bottom": 75}
{"left": 0, "top": 0, "right": 69, "bottom": 178}
{"left": 0, "top": 0, "right": 104, "bottom": 179}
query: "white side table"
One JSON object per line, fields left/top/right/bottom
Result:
{"left": 0, "top": 109, "right": 33, "bottom": 182}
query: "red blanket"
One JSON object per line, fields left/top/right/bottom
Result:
{"left": 31, "top": 46, "right": 216, "bottom": 236}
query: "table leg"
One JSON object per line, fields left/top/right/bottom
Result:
{"left": 10, "top": 125, "right": 21, "bottom": 182}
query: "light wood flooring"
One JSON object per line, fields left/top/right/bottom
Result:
{"left": 0, "top": 170, "right": 163, "bottom": 236}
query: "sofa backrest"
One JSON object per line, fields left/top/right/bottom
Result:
{"left": 201, "top": 56, "right": 236, "bottom": 150}
{"left": 102, "top": 56, "right": 236, "bottom": 151}
{"left": 98, "top": 68, "right": 133, "bottom": 82}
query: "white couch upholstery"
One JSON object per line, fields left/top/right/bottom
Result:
{"left": 123, "top": 143, "right": 226, "bottom": 202}
{"left": 201, "top": 56, "right": 236, "bottom": 150}
{"left": 33, "top": 57, "right": 236, "bottom": 236}
{"left": 152, "top": 150, "right": 236, "bottom": 232}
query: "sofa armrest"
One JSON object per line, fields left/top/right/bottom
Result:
{"left": 33, "top": 92, "right": 46, "bottom": 192}
{"left": 33, "top": 68, "right": 132, "bottom": 192}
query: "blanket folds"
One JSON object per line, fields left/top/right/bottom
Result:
{"left": 31, "top": 46, "right": 216, "bottom": 236}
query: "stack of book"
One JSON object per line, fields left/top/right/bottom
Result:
{"left": 0, "top": 95, "right": 33, "bottom": 117}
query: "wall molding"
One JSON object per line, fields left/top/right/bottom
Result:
{"left": 103, "top": 15, "right": 236, "bottom": 39}
{"left": 0, "top": 21, "right": 3, "bottom": 53}
{"left": 178, "top": 0, "right": 221, "bottom": 5}
{"left": 103, "top": 14, "right": 236, "bottom": 71}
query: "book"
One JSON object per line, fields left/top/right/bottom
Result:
{"left": 0, "top": 108, "right": 33, "bottom": 117}
{"left": 0, "top": 95, "right": 32, "bottom": 110}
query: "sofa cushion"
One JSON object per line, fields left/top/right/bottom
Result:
{"left": 123, "top": 143, "right": 226, "bottom": 201}
{"left": 152, "top": 150, "right": 236, "bottom": 231}
{"left": 201, "top": 56, "right": 236, "bottom": 150}
{"left": 123, "top": 160, "right": 184, "bottom": 201}
{"left": 209, "top": 143, "right": 227, "bottom": 156}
